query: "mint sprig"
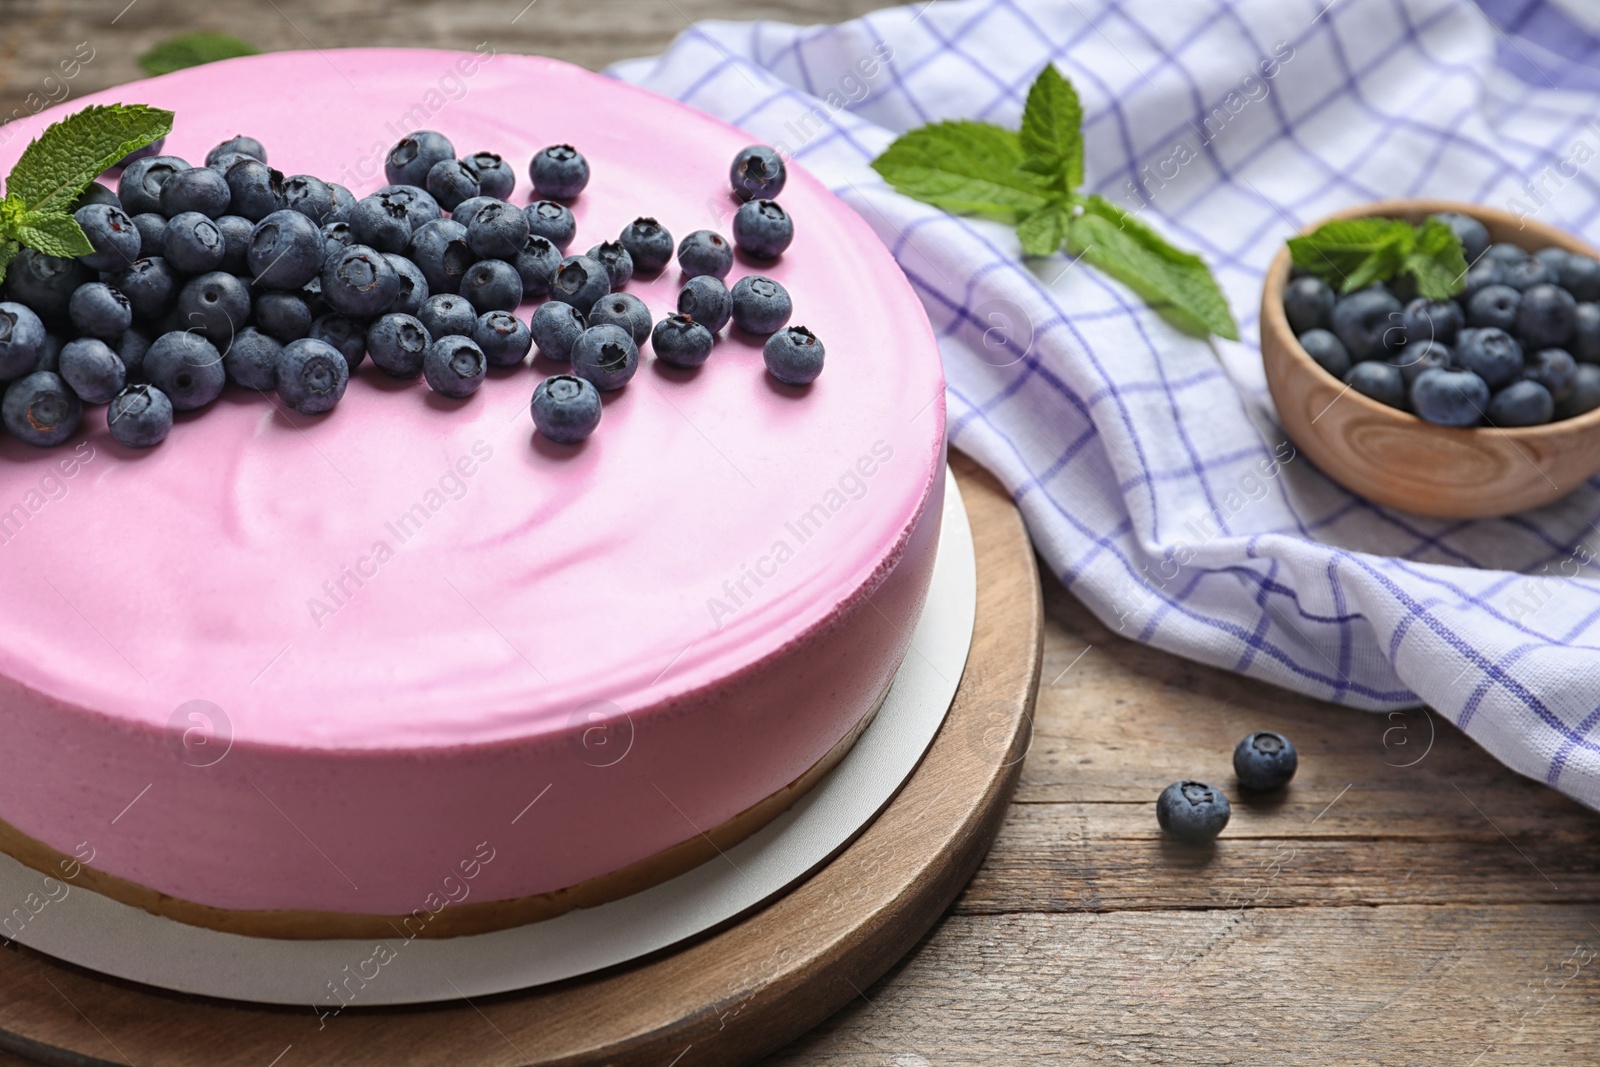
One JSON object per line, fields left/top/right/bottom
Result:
{"left": 0, "top": 104, "right": 173, "bottom": 283}
{"left": 1287, "top": 216, "right": 1467, "bottom": 301}
{"left": 139, "top": 33, "right": 260, "bottom": 76}
{"left": 871, "top": 65, "right": 1238, "bottom": 341}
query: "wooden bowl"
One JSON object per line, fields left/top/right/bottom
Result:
{"left": 1261, "top": 198, "right": 1600, "bottom": 519}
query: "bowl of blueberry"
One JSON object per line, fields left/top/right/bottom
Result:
{"left": 1261, "top": 199, "right": 1600, "bottom": 519}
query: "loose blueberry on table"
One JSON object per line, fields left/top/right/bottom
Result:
{"left": 1233, "top": 731, "right": 1299, "bottom": 792}
{"left": 1156, "top": 781, "right": 1231, "bottom": 844}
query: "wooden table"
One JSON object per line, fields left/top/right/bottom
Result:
{"left": 4, "top": 2, "right": 1600, "bottom": 1062}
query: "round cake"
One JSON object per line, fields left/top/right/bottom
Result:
{"left": 0, "top": 50, "right": 946, "bottom": 938}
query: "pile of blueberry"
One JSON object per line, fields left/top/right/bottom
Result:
{"left": 0, "top": 133, "right": 824, "bottom": 450}
{"left": 1156, "top": 730, "right": 1298, "bottom": 844}
{"left": 1284, "top": 213, "right": 1600, "bottom": 428}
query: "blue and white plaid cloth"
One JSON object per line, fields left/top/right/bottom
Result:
{"left": 612, "top": 0, "right": 1600, "bottom": 810}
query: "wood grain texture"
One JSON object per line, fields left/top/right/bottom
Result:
{"left": 1261, "top": 198, "right": 1600, "bottom": 518}
{"left": 0, "top": 452, "right": 1040, "bottom": 1067}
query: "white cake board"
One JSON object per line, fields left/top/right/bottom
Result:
{"left": 0, "top": 467, "right": 975, "bottom": 1008}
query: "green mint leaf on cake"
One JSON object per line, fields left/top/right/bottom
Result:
{"left": 870, "top": 120, "right": 1050, "bottom": 222}
{"left": 1069, "top": 195, "right": 1240, "bottom": 340}
{"left": 15, "top": 211, "right": 93, "bottom": 258}
{"left": 1288, "top": 216, "right": 1466, "bottom": 299}
{"left": 871, "top": 65, "right": 1236, "bottom": 339}
{"left": 139, "top": 32, "right": 260, "bottom": 75}
{"left": 1017, "top": 64, "right": 1084, "bottom": 195}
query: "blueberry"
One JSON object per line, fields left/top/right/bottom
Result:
{"left": 570, "top": 323, "right": 638, "bottom": 391}
{"left": 59, "top": 338, "right": 125, "bottom": 403}
{"left": 131, "top": 212, "right": 168, "bottom": 257}
{"left": 423, "top": 335, "right": 488, "bottom": 398}
{"left": 143, "top": 331, "right": 225, "bottom": 411}
{"left": 1411, "top": 367, "right": 1489, "bottom": 426}
{"left": 587, "top": 241, "right": 634, "bottom": 289}
{"left": 1343, "top": 359, "right": 1406, "bottom": 409}
{"left": 466, "top": 200, "right": 530, "bottom": 260}
{"left": 525, "top": 200, "right": 576, "bottom": 251}
{"left": 1559, "top": 255, "right": 1600, "bottom": 302}
{"left": 1503, "top": 256, "right": 1551, "bottom": 292}
{"left": 730, "top": 145, "right": 787, "bottom": 202}
{"left": 158, "top": 166, "right": 230, "bottom": 219}
{"left": 619, "top": 217, "right": 674, "bottom": 275}
{"left": 1400, "top": 297, "right": 1462, "bottom": 346}
{"left": 328, "top": 183, "right": 356, "bottom": 224}
{"left": 206, "top": 151, "right": 251, "bottom": 177}
{"left": 1487, "top": 379, "right": 1554, "bottom": 426}
{"left": 1466, "top": 283, "right": 1520, "bottom": 332}
{"left": 529, "top": 299, "right": 586, "bottom": 362}
{"left": 2, "top": 372, "right": 82, "bottom": 446}
{"left": 1330, "top": 287, "right": 1403, "bottom": 362}
{"left": 1573, "top": 303, "right": 1600, "bottom": 364}
{"left": 419, "top": 293, "right": 478, "bottom": 340}
{"left": 374, "top": 184, "right": 442, "bottom": 229}
{"left": 383, "top": 252, "right": 429, "bottom": 316}
{"left": 460, "top": 151, "right": 514, "bottom": 200}
{"left": 1524, "top": 347, "right": 1578, "bottom": 402}
{"left": 222, "top": 158, "right": 285, "bottom": 222}
{"left": 458, "top": 258, "right": 523, "bottom": 313}
{"left": 406, "top": 219, "right": 475, "bottom": 295}
{"left": 1232, "top": 732, "right": 1298, "bottom": 791}
{"left": 385, "top": 131, "right": 456, "bottom": 187}
{"left": 1390, "top": 339, "right": 1453, "bottom": 386}
{"left": 587, "top": 292, "right": 651, "bottom": 346}
{"left": 216, "top": 214, "right": 252, "bottom": 274}
{"left": 1456, "top": 326, "right": 1523, "bottom": 389}
{"left": 68, "top": 282, "right": 132, "bottom": 340}
{"left": 1461, "top": 258, "right": 1506, "bottom": 303}
{"left": 1156, "top": 781, "right": 1231, "bottom": 844}
{"left": 222, "top": 326, "right": 281, "bottom": 390}
{"left": 511, "top": 235, "right": 561, "bottom": 299}
{"left": 731, "top": 275, "right": 792, "bottom": 334}
{"left": 425, "top": 159, "right": 480, "bottom": 212}
{"left": 1517, "top": 283, "right": 1577, "bottom": 349}
{"left": 677, "top": 275, "right": 732, "bottom": 333}
{"left": 115, "top": 328, "right": 151, "bottom": 381}
{"left": 1556, "top": 363, "right": 1600, "bottom": 419}
{"left": 207, "top": 135, "right": 266, "bottom": 166}
{"left": 529, "top": 144, "right": 590, "bottom": 200}
{"left": 531, "top": 374, "right": 601, "bottom": 443}
{"left": 176, "top": 271, "right": 251, "bottom": 345}
{"left": 309, "top": 314, "right": 367, "bottom": 372}
{"left": 1485, "top": 242, "right": 1529, "bottom": 265}
{"left": 118, "top": 155, "right": 190, "bottom": 215}
{"left": 473, "top": 310, "right": 533, "bottom": 367}
{"left": 651, "top": 313, "right": 714, "bottom": 369}
{"left": 1283, "top": 275, "right": 1335, "bottom": 334}
{"left": 73, "top": 183, "right": 122, "bottom": 211}
{"left": 1535, "top": 247, "right": 1571, "bottom": 275}
{"left": 159, "top": 211, "right": 225, "bottom": 274}
{"left": 281, "top": 174, "right": 336, "bottom": 224}
{"left": 107, "top": 384, "right": 172, "bottom": 447}
{"left": 1298, "top": 327, "right": 1350, "bottom": 378}
{"left": 6, "top": 249, "right": 91, "bottom": 322}
{"left": 733, "top": 199, "right": 794, "bottom": 259}
{"left": 248, "top": 210, "right": 327, "bottom": 291}
{"left": 255, "top": 292, "right": 313, "bottom": 343}
{"left": 550, "top": 255, "right": 612, "bottom": 315}
{"left": 367, "top": 313, "right": 431, "bottom": 379}
{"left": 108, "top": 257, "right": 179, "bottom": 322}
{"left": 74, "top": 204, "right": 141, "bottom": 272}
{"left": 350, "top": 194, "right": 413, "bottom": 253}
{"left": 764, "top": 325, "right": 825, "bottom": 385}
{"left": 449, "top": 196, "right": 499, "bottom": 228}
{"left": 1430, "top": 212, "right": 1489, "bottom": 263}
{"left": 276, "top": 337, "right": 350, "bottom": 414}
{"left": 321, "top": 245, "right": 399, "bottom": 319}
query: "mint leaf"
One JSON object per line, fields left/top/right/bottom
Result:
{"left": 0, "top": 240, "right": 19, "bottom": 286}
{"left": 1018, "top": 64, "right": 1083, "bottom": 195}
{"left": 139, "top": 32, "right": 259, "bottom": 76}
{"left": 1287, "top": 218, "right": 1415, "bottom": 294}
{"left": 7, "top": 104, "right": 174, "bottom": 217}
{"left": 1017, "top": 201, "right": 1071, "bottom": 257}
{"left": 871, "top": 120, "right": 1049, "bottom": 222}
{"left": 1068, "top": 195, "right": 1239, "bottom": 340}
{"left": 17, "top": 212, "right": 93, "bottom": 258}
{"left": 1402, "top": 217, "right": 1468, "bottom": 300}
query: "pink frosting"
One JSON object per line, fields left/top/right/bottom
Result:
{"left": 0, "top": 50, "right": 946, "bottom": 916}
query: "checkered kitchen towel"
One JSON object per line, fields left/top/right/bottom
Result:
{"left": 612, "top": 0, "right": 1600, "bottom": 810}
